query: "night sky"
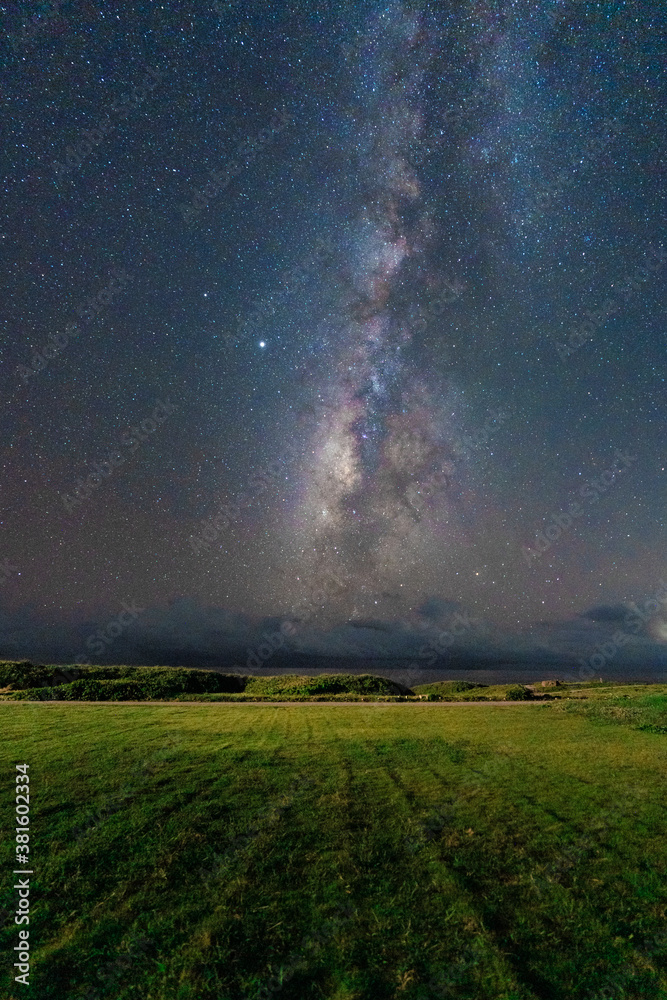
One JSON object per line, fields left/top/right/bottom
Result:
{"left": 1, "top": 0, "right": 665, "bottom": 678}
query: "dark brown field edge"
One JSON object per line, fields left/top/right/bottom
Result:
{"left": 0, "top": 699, "right": 553, "bottom": 706}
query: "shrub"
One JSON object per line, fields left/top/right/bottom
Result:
{"left": 244, "top": 673, "right": 412, "bottom": 697}
{"left": 2, "top": 667, "right": 413, "bottom": 701}
{"left": 13, "top": 679, "right": 144, "bottom": 701}
{"left": 3, "top": 669, "right": 248, "bottom": 700}
{"left": 505, "top": 685, "right": 533, "bottom": 701}
{"left": 0, "top": 661, "right": 83, "bottom": 690}
{"left": 0, "top": 664, "right": 248, "bottom": 696}
{"left": 414, "top": 681, "right": 485, "bottom": 698}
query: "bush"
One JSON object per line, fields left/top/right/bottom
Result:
{"left": 0, "top": 664, "right": 248, "bottom": 697}
{"left": 2, "top": 668, "right": 417, "bottom": 701}
{"left": 414, "top": 681, "right": 486, "bottom": 698}
{"left": 11, "top": 679, "right": 144, "bottom": 701}
{"left": 505, "top": 685, "right": 533, "bottom": 701}
{"left": 0, "top": 661, "right": 83, "bottom": 690}
{"left": 244, "top": 673, "right": 412, "bottom": 697}
{"left": 74, "top": 679, "right": 144, "bottom": 700}
{"left": 123, "top": 669, "right": 246, "bottom": 697}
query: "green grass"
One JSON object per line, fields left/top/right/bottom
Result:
{"left": 413, "top": 680, "right": 554, "bottom": 701}
{"left": 1, "top": 700, "right": 666, "bottom": 999}
{"left": 550, "top": 690, "right": 667, "bottom": 733}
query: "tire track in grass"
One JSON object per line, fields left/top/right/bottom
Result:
{"left": 428, "top": 811, "right": 664, "bottom": 1000}
{"left": 409, "top": 745, "right": 667, "bottom": 999}
{"left": 11, "top": 705, "right": 664, "bottom": 998}
{"left": 404, "top": 766, "right": 571, "bottom": 999}
{"left": 395, "top": 757, "right": 542, "bottom": 1000}
{"left": 54, "top": 709, "right": 317, "bottom": 999}
{"left": 239, "top": 720, "right": 415, "bottom": 999}
{"left": 333, "top": 725, "right": 534, "bottom": 999}
{"left": 360, "top": 724, "right": 613, "bottom": 999}
{"left": 231, "top": 729, "right": 370, "bottom": 1000}
{"left": 132, "top": 769, "right": 324, "bottom": 998}
{"left": 149, "top": 711, "right": 364, "bottom": 998}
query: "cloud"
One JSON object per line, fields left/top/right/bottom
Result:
{"left": 580, "top": 604, "right": 631, "bottom": 623}
{"left": 0, "top": 595, "right": 666, "bottom": 681}
{"left": 346, "top": 618, "right": 394, "bottom": 631}
{"left": 416, "top": 597, "right": 460, "bottom": 621}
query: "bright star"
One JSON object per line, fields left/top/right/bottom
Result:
{"left": 259, "top": 341, "right": 266, "bottom": 348}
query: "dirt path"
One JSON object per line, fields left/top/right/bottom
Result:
{"left": 1, "top": 699, "right": 553, "bottom": 706}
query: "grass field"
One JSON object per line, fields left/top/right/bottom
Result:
{"left": 1, "top": 697, "right": 666, "bottom": 1000}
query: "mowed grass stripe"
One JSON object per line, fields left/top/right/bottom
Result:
{"left": 393, "top": 728, "right": 665, "bottom": 999}
{"left": 1, "top": 704, "right": 665, "bottom": 1000}
{"left": 337, "top": 722, "right": 529, "bottom": 996}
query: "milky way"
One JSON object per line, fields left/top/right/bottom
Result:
{"left": 290, "top": 2, "right": 472, "bottom": 621}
